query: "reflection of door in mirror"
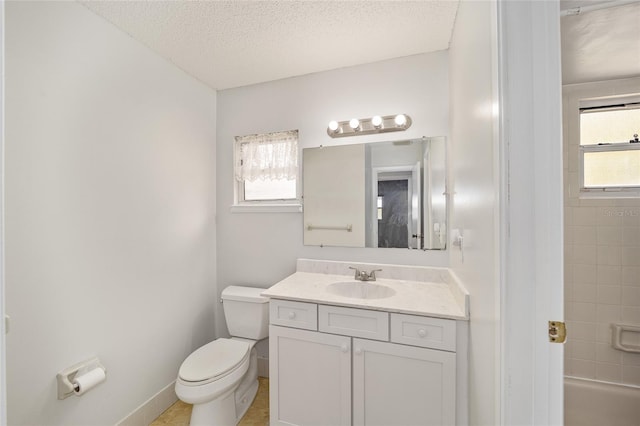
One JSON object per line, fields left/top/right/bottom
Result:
{"left": 377, "top": 179, "right": 408, "bottom": 248}
{"left": 373, "top": 164, "right": 421, "bottom": 249}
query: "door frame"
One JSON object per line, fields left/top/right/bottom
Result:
{"left": 497, "top": 0, "right": 564, "bottom": 424}
{"left": 1, "top": 1, "right": 7, "bottom": 423}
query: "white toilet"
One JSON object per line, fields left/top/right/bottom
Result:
{"left": 175, "top": 286, "right": 269, "bottom": 426}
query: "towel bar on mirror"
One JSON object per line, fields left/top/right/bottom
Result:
{"left": 306, "top": 224, "right": 352, "bottom": 232}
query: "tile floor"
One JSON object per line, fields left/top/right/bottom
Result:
{"left": 150, "top": 377, "right": 269, "bottom": 426}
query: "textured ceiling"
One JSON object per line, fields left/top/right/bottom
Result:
{"left": 561, "top": 1, "right": 640, "bottom": 84}
{"left": 81, "top": 0, "right": 459, "bottom": 90}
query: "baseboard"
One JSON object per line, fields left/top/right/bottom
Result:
{"left": 116, "top": 381, "right": 178, "bottom": 426}
{"left": 258, "top": 356, "right": 269, "bottom": 378}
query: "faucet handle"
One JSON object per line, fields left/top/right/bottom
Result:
{"left": 368, "top": 269, "right": 383, "bottom": 281}
{"left": 348, "top": 266, "right": 361, "bottom": 280}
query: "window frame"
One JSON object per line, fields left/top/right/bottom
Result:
{"left": 231, "top": 134, "right": 302, "bottom": 213}
{"left": 578, "top": 99, "right": 640, "bottom": 198}
{"left": 579, "top": 142, "right": 640, "bottom": 197}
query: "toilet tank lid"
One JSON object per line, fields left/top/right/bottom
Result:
{"left": 222, "top": 286, "right": 269, "bottom": 303}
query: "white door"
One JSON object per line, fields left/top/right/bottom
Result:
{"left": 269, "top": 325, "right": 351, "bottom": 426}
{"left": 352, "top": 338, "right": 456, "bottom": 426}
{"left": 0, "top": 2, "right": 6, "bottom": 423}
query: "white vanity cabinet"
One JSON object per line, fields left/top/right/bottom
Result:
{"left": 269, "top": 300, "right": 461, "bottom": 426}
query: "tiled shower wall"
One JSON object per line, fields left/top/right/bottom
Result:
{"left": 564, "top": 78, "right": 640, "bottom": 386}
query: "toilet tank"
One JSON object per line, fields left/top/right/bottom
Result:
{"left": 221, "top": 286, "right": 269, "bottom": 340}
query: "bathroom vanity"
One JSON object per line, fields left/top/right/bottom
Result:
{"left": 262, "top": 259, "right": 469, "bottom": 426}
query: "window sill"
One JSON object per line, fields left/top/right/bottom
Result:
{"left": 580, "top": 189, "right": 640, "bottom": 199}
{"left": 230, "top": 203, "right": 303, "bottom": 213}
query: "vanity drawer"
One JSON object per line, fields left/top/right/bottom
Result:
{"left": 390, "top": 313, "right": 456, "bottom": 352}
{"left": 270, "top": 299, "right": 318, "bottom": 331}
{"left": 319, "top": 305, "right": 389, "bottom": 341}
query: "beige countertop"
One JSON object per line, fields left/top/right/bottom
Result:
{"left": 262, "top": 268, "right": 469, "bottom": 320}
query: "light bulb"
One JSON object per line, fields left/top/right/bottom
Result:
{"left": 349, "top": 118, "right": 360, "bottom": 130}
{"left": 328, "top": 120, "right": 339, "bottom": 132}
{"left": 394, "top": 114, "right": 407, "bottom": 127}
{"left": 371, "top": 116, "right": 383, "bottom": 128}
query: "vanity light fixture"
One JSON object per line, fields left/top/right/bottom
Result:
{"left": 327, "top": 114, "right": 412, "bottom": 138}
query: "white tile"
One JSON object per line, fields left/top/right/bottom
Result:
{"left": 596, "top": 226, "right": 622, "bottom": 246}
{"left": 597, "top": 245, "right": 621, "bottom": 266}
{"left": 622, "top": 286, "right": 640, "bottom": 307}
{"left": 596, "top": 304, "right": 621, "bottom": 323}
{"left": 622, "top": 227, "right": 640, "bottom": 247}
{"left": 570, "top": 359, "right": 596, "bottom": 379}
{"left": 595, "top": 362, "right": 622, "bottom": 382}
{"left": 574, "top": 284, "right": 597, "bottom": 303}
{"left": 621, "top": 247, "right": 640, "bottom": 266}
{"left": 596, "top": 265, "right": 621, "bottom": 285}
{"left": 564, "top": 225, "right": 574, "bottom": 246}
{"left": 598, "top": 208, "right": 624, "bottom": 227}
{"left": 596, "top": 322, "right": 614, "bottom": 343}
{"left": 621, "top": 209, "right": 640, "bottom": 227}
{"left": 571, "top": 339, "right": 596, "bottom": 360}
{"left": 622, "top": 352, "right": 640, "bottom": 367}
{"left": 574, "top": 264, "right": 597, "bottom": 285}
{"left": 565, "top": 282, "right": 574, "bottom": 302}
{"left": 596, "top": 342, "right": 622, "bottom": 364}
{"left": 574, "top": 244, "right": 597, "bottom": 265}
{"left": 565, "top": 206, "right": 574, "bottom": 227}
{"left": 622, "top": 266, "right": 640, "bottom": 286}
{"left": 622, "top": 306, "right": 640, "bottom": 323}
{"left": 566, "top": 321, "right": 596, "bottom": 341}
{"left": 622, "top": 365, "right": 640, "bottom": 386}
{"left": 570, "top": 302, "right": 597, "bottom": 322}
{"left": 596, "top": 285, "right": 621, "bottom": 305}
{"left": 574, "top": 226, "right": 597, "bottom": 245}
{"left": 573, "top": 207, "right": 598, "bottom": 227}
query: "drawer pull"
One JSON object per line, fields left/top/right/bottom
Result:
{"left": 354, "top": 347, "right": 363, "bottom": 355}
{"left": 341, "top": 344, "right": 350, "bottom": 353}
{"left": 288, "top": 312, "right": 296, "bottom": 319}
{"left": 418, "top": 329, "right": 427, "bottom": 338}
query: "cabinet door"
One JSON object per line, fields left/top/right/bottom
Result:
{"left": 270, "top": 325, "right": 351, "bottom": 426}
{"left": 352, "top": 338, "right": 456, "bottom": 426}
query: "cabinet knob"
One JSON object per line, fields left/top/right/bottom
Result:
{"left": 354, "top": 347, "right": 363, "bottom": 355}
{"left": 288, "top": 312, "right": 296, "bottom": 319}
{"left": 418, "top": 329, "right": 427, "bottom": 338}
{"left": 341, "top": 344, "right": 349, "bottom": 353}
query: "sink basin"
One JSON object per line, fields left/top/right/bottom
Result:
{"left": 326, "top": 281, "right": 396, "bottom": 299}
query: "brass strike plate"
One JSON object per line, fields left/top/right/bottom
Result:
{"left": 548, "top": 321, "right": 567, "bottom": 343}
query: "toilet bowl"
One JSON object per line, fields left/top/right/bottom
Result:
{"left": 175, "top": 286, "right": 269, "bottom": 426}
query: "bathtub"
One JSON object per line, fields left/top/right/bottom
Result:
{"left": 565, "top": 377, "right": 640, "bottom": 426}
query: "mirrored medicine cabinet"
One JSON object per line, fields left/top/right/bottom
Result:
{"left": 303, "top": 136, "right": 447, "bottom": 250}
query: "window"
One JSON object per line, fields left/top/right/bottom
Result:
{"left": 579, "top": 96, "right": 640, "bottom": 195}
{"left": 233, "top": 130, "right": 300, "bottom": 211}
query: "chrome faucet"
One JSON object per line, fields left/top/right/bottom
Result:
{"left": 349, "top": 267, "right": 383, "bottom": 282}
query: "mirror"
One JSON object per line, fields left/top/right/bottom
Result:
{"left": 303, "top": 137, "right": 446, "bottom": 250}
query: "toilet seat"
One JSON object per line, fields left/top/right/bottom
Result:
{"left": 178, "top": 338, "right": 250, "bottom": 386}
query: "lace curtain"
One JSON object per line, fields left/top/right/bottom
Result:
{"left": 234, "top": 130, "right": 298, "bottom": 182}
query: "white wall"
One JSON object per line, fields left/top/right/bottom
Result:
{"left": 215, "top": 52, "right": 450, "bottom": 337}
{"left": 564, "top": 77, "right": 640, "bottom": 386}
{"left": 448, "top": 1, "right": 499, "bottom": 425}
{"left": 5, "top": 2, "right": 217, "bottom": 424}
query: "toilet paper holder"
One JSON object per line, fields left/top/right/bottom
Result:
{"left": 56, "top": 356, "right": 106, "bottom": 400}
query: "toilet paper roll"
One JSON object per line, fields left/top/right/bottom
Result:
{"left": 73, "top": 368, "right": 106, "bottom": 396}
